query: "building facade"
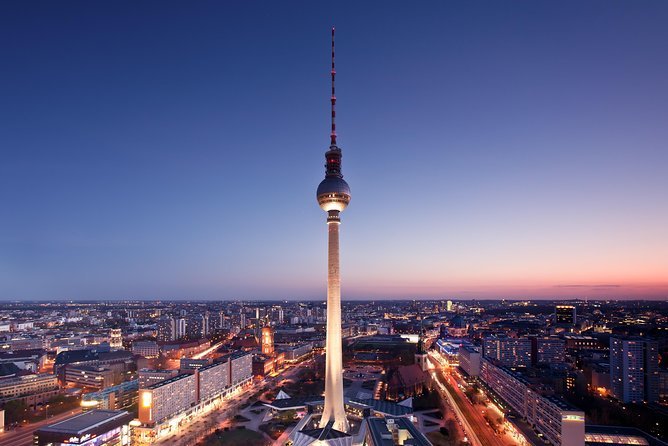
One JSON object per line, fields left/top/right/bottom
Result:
{"left": 609, "top": 336, "right": 659, "bottom": 403}
{"left": 480, "top": 357, "right": 585, "bottom": 446}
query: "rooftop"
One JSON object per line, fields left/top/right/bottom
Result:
{"left": 37, "top": 410, "right": 132, "bottom": 436}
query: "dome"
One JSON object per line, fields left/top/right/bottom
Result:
{"left": 317, "top": 177, "right": 351, "bottom": 212}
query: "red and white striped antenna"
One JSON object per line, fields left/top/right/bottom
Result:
{"left": 330, "top": 27, "right": 337, "bottom": 146}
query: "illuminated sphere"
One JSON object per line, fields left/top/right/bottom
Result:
{"left": 317, "top": 177, "right": 351, "bottom": 212}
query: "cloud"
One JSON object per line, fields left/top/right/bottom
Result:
{"left": 554, "top": 284, "right": 621, "bottom": 288}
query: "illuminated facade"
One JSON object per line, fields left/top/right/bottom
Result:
{"left": 34, "top": 409, "right": 133, "bottom": 446}
{"left": 480, "top": 357, "right": 585, "bottom": 446}
{"left": 317, "top": 27, "right": 351, "bottom": 433}
{"left": 610, "top": 336, "right": 659, "bottom": 403}
{"left": 138, "top": 373, "right": 197, "bottom": 425}
{"left": 555, "top": 305, "right": 576, "bottom": 326}
{"left": 261, "top": 326, "right": 274, "bottom": 356}
{"left": 483, "top": 335, "right": 532, "bottom": 367}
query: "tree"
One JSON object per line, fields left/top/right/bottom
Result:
{"left": 3, "top": 400, "right": 29, "bottom": 424}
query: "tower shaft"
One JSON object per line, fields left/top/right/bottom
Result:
{"left": 320, "top": 218, "right": 349, "bottom": 432}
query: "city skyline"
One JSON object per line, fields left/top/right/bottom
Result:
{"left": 2, "top": 1, "right": 667, "bottom": 301}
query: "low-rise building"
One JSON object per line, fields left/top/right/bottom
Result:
{"left": 81, "top": 379, "right": 139, "bottom": 411}
{"left": 34, "top": 409, "right": 134, "bottom": 446}
{"left": 365, "top": 417, "right": 432, "bottom": 446}
{"left": 65, "top": 365, "right": 115, "bottom": 390}
{"left": 132, "top": 341, "right": 159, "bottom": 358}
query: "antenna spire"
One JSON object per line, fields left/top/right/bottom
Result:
{"left": 330, "top": 27, "right": 337, "bottom": 146}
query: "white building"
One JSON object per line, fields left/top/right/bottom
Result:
{"left": 480, "top": 358, "right": 584, "bottom": 446}
{"left": 458, "top": 344, "right": 481, "bottom": 377}
{"left": 138, "top": 373, "right": 197, "bottom": 425}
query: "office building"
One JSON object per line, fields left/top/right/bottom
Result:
{"left": 228, "top": 351, "right": 253, "bottom": 386}
{"left": 138, "top": 369, "right": 179, "bottom": 389}
{"left": 175, "top": 318, "right": 187, "bottom": 340}
{"left": 458, "top": 344, "right": 481, "bottom": 377}
{"left": 610, "top": 336, "right": 659, "bottom": 403}
{"left": 81, "top": 380, "right": 139, "bottom": 411}
{"left": 534, "top": 337, "right": 566, "bottom": 365}
{"left": 156, "top": 317, "right": 175, "bottom": 342}
{"left": 0, "top": 373, "right": 59, "bottom": 409}
{"left": 179, "top": 357, "right": 211, "bottom": 370}
{"left": 132, "top": 341, "right": 159, "bottom": 358}
{"left": 483, "top": 336, "right": 532, "bottom": 367}
{"left": 138, "top": 374, "right": 198, "bottom": 425}
{"left": 481, "top": 358, "right": 585, "bottom": 446}
{"left": 365, "top": 417, "right": 432, "bottom": 446}
{"left": 555, "top": 305, "right": 576, "bottom": 326}
{"left": 65, "top": 365, "right": 115, "bottom": 390}
{"left": 198, "top": 360, "right": 230, "bottom": 402}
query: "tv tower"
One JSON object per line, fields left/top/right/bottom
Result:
{"left": 316, "top": 27, "right": 351, "bottom": 433}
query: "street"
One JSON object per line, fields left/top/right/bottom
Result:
{"left": 0, "top": 408, "right": 82, "bottom": 446}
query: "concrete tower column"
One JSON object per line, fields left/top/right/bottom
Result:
{"left": 320, "top": 216, "right": 349, "bottom": 432}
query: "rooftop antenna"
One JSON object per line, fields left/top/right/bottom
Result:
{"left": 330, "top": 27, "right": 337, "bottom": 146}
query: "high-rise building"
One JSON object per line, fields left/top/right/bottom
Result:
{"left": 555, "top": 305, "right": 576, "bottom": 326}
{"left": 483, "top": 335, "right": 532, "bottom": 367}
{"left": 186, "top": 315, "right": 203, "bottom": 339}
{"left": 446, "top": 300, "right": 453, "bottom": 312}
{"left": 316, "top": 27, "right": 351, "bottom": 433}
{"left": 175, "top": 318, "right": 187, "bottom": 340}
{"left": 138, "top": 374, "right": 198, "bottom": 425}
{"left": 610, "top": 336, "right": 659, "bottom": 403}
{"left": 156, "top": 317, "right": 175, "bottom": 342}
{"left": 533, "top": 337, "right": 566, "bottom": 365}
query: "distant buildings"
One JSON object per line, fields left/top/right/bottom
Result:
{"left": 65, "top": 365, "right": 115, "bottom": 390}
{"left": 156, "top": 317, "right": 175, "bottom": 342}
{"left": 109, "top": 328, "right": 123, "bottom": 350}
{"left": 610, "top": 336, "right": 659, "bottom": 403}
{"left": 132, "top": 341, "right": 159, "bottom": 358}
{"left": 555, "top": 305, "right": 576, "bottom": 326}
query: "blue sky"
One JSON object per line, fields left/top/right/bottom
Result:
{"left": 1, "top": 1, "right": 667, "bottom": 300}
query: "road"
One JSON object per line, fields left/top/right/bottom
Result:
{"left": 429, "top": 353, "right": 512, "bottom": 446}
{"left": 0, "top": 408, "right": 82, "bottom": 446}
{"left": 192, "top": 341, "right": 226, "bottom": 360}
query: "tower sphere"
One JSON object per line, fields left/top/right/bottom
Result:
{"left": 317, "top": 176, "right": 351, "bottom": 212}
